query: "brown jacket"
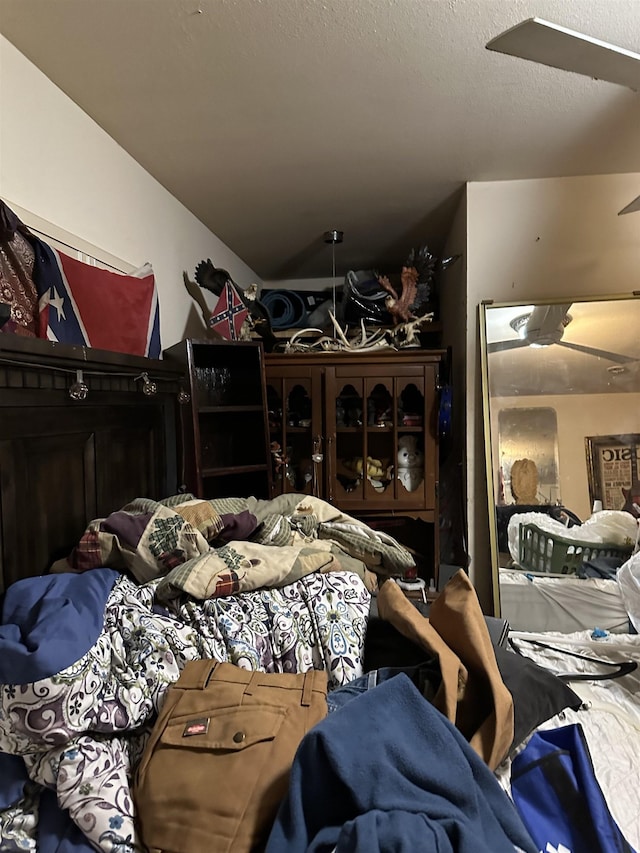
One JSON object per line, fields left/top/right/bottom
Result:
{"left": 376, "top": 569, "right": 513, "bottom": 769}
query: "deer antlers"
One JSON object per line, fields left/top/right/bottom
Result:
{"left": 283, "top": 312, "right": 433, "bottom": 353}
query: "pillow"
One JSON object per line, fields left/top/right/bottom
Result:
{"left": 32, "top": 238, "right": 161, "bottom": 357}
{"left": 493, "top": 644, "right": 583, "bottom": 755}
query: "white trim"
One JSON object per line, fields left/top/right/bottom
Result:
{"left": 1, "top": 197, "right": 136, "bottom": 274}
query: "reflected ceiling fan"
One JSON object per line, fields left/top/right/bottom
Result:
{"left": 487, "top": 303, "right": 639, "bottom": 365}
{"left": 486, "top": 17, "right": 640, "bottom": 215}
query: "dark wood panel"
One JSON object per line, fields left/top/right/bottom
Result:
{"left": 95, "top": 422, "right": 164, "bottom": 513}
{"left": 0, "top": 431, "right": 96, "bottom": 587}
{"left": 0, "top": 336, "right": 183, "bottom": 591}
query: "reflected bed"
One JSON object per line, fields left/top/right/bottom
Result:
{"left": 499, "top": 568, "right": 632, "bottom": 634}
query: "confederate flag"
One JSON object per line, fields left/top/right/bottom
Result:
{"left": 208, "top": 281, "right": 249, "bottom": 340}
{"left": 31, "top": 237, "right": 161, "bottom": 358}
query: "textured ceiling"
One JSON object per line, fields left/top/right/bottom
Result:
{"left": 485, "top": 296, "right": 640, "bottom": 396}
{"left": 1, "top": 0, "right": 640, "bottom": 279}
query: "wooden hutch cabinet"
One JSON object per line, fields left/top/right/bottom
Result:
{"left": 164, "top": 339, "right": 271, "bottom": 500}
{"left": 265, "top": 350, "right": 443, "bottom": 578}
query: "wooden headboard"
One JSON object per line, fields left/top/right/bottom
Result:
{"left": 0, "top": 335, "right": 184, "bottom": 592}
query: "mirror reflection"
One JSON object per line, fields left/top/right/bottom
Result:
{"left": 480, "top": 294, "right": 640, "bottom": 624}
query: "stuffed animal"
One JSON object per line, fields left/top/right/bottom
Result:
{"left": 397, "top": 435, "right": 424, "bottom": 492}
{"left": 351, "top": 456, "right": 386, "bottom": 479}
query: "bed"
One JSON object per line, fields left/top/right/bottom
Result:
{"left": 498, "top": 508, "right": 638, "bottom": 635}
{"left": 494, "top": 514, "right": 640, "bottom": 851}
{"left": 496, "top": 628, "right": 640, "bottom": 852}
{"left": 499, "top": 567, "right": 633, "bottom": 634}
{"left": 494, "top": 513, "right": 640, "bottom": 850}
{"left": 0, "top": 335, "right": 639, "bottom": 853}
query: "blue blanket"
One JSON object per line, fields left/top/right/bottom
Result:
{"left": 0, "top": 570, "right": 119, "bottom": 853}
{"left": 266, "top": 673, "right": 537, "bottom": 853}
{"left": 0, "top": 569, "right": 119, "bottom": 685}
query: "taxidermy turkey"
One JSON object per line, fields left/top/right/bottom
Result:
{"left": 193, "top": 258, "right": 277, "bottom": 351}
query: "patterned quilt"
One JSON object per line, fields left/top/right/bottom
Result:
{"left": 63, "top": 493, "right": 414, "bottom": 595}
{"left": 0, "top": 569, "right": 370, "bottom": 852}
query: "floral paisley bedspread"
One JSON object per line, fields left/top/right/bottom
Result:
{"left": 0, "top": 569, "right": 369, "bottom": 852}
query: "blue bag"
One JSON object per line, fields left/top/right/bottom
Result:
{"left": 511, "top": 723, "right": 635, "bottom": 853}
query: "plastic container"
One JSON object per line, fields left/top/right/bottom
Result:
{"left": 518, "top": 522, "right": 633, "bottom": 575}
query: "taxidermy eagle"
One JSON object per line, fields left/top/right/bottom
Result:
{"left": 377, "top": 245, "right": 460, "bottom": 324}
{"left": 183, "top": 259, "right": 277, "bottom": 351}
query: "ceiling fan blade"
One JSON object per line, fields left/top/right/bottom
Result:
{"left": 619, "top": 194, "right": 640, "bottom": 215}
{"left": 556, "top": 340, "right": 639, "bottom": 364}
{"left": 487, "top": 339, "right": 527, "bottom": 354}
{"left": 486, "top": 18, "right": 640, "bottom": 91}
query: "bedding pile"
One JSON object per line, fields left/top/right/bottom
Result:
{"left": 0, "top": 493, "right": 383, "bottom": 852}
{"left": 63, "top": 492, "right": 415, "bottom": 592}
{"left": 0, "top": 570, "right": 369, "bottom": 851}
{"left": 2, "top": 492, "right": 638, "bottom": 852}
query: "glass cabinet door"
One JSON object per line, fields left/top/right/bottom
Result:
{"left": 326, "top": 365, "right": 437, "bottom": 511}
{"left": 395, "top": 378, "right": 428, "bottom": 501}
{"left": 331, "top": 378, "right": 368, "bottom": 499}
{"left": 265, "top": 369, "right": 323, "bottom": 497}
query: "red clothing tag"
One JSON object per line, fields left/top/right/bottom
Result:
{"left": 182, "top": 718, "right": 210, "bottom": 737}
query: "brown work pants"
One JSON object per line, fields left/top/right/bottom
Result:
{"left": 135, "top": 661, "right": 328, "bottom": 853}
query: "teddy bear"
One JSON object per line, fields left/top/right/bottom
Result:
{"left": 396, "top": 435, "right": 424, "bottom": 492}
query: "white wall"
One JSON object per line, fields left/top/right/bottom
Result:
{"left": 467, "top": 173, "right": 640, "bottom": 612}
{"left": 489, "top": 392, "right": 640, "bottom": 521}
{"left": 0, "top": 36, "right": 262, "bottom": 349}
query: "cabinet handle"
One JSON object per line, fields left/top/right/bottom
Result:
{"left": 311, "top": 434, "right": 323, "bottom": 497}
{"left": 326, "top": 435, "right": 334, "bottom": 501}
{"left": 311, "top": 435, "right": 324, "bottom": 464}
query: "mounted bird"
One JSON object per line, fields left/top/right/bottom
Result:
{"left": 183, "top": 259, "right": 277, "bottom": 351}
{"left": 376, "top": 244, "right": 459, "bottom": 324}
